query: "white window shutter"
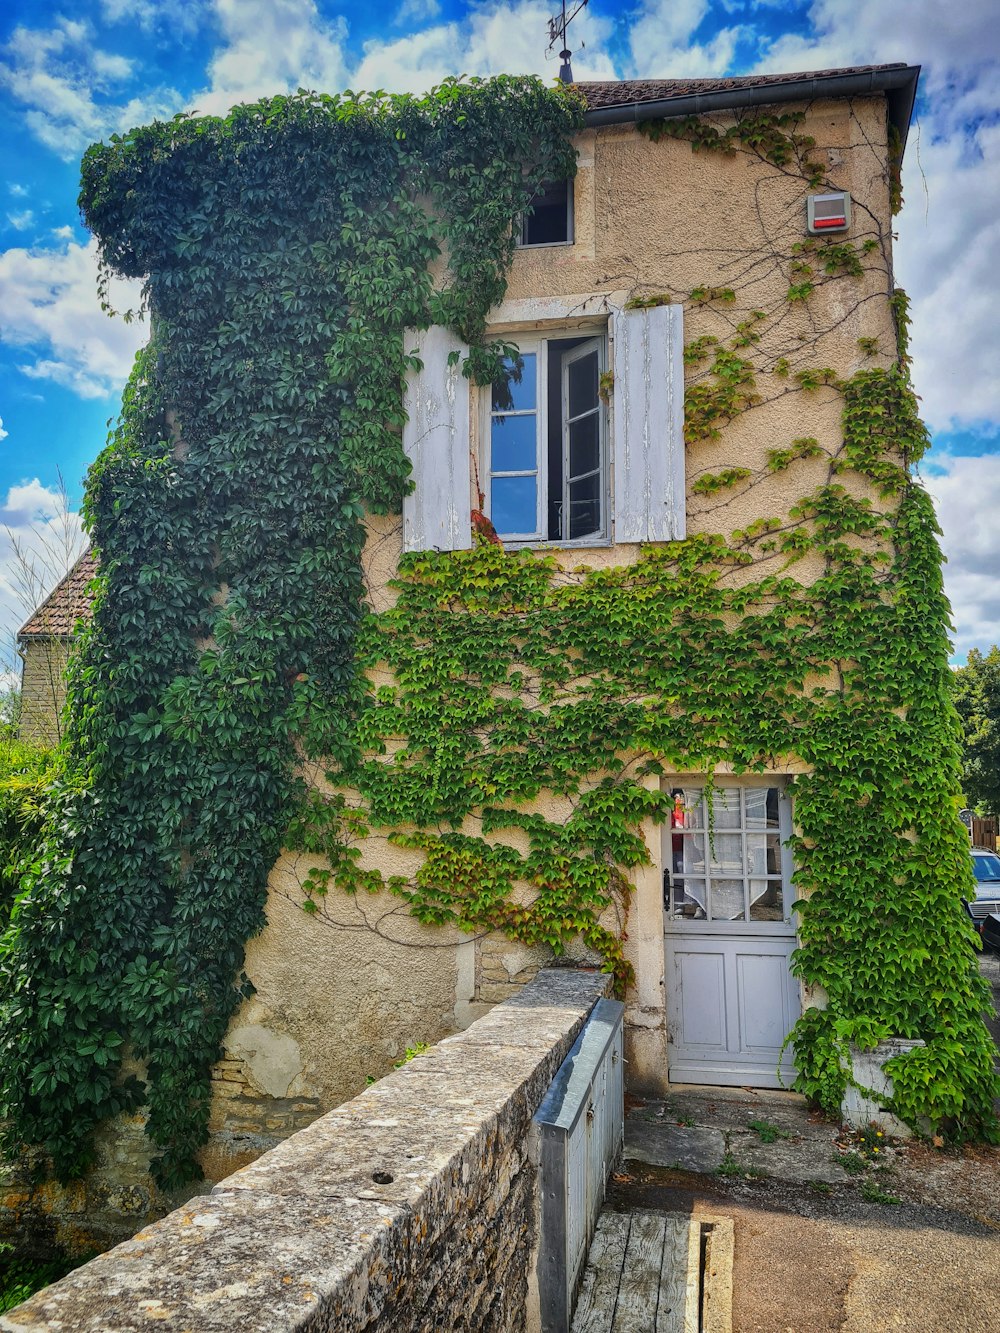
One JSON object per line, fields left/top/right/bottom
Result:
{"left": 402, "top": 326, "right": 472, "bottom": 553}
{"left": 611, "top": 304, "right": 685, "bottom": 543}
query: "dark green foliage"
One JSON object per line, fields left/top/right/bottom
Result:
{"left": 0, "top": 78, "right": 583, "bottom": 1188}
{"left": 952, "top": 646, "right": 1000, "bottom": 815}
{"left": 0, "top": 741, "right": 59, "bottom": 924}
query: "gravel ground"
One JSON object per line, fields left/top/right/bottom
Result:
{"left": 611, "top": 955, "right": 1000, "bottom": 1332}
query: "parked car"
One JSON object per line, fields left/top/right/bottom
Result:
{"left": 965, "top": 849, "right": 1000, "bottom": 952}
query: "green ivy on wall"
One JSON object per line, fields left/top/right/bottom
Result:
{"left": 0, "top": 81, "right": 995, "bottom": 1192}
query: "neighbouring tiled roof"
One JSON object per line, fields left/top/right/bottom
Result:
{"left": 576, "top": 65, "right": 912, "bottom": 111}
{"left": 18, "top": 551, "right": 98, "bottom": 640}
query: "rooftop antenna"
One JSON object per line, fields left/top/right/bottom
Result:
{"left": 547, "top": 0, "right": 589, "bottom": 84}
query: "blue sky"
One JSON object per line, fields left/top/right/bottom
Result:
{"left": 1, "top": 0, "right": 998, "bottom": 661}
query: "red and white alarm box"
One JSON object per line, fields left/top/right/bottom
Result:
{"left": 807, "top": 192, "right": 851, "bottom": 234}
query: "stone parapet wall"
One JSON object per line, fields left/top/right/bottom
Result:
{"left": 1, "top": 967, "right": 608, "bottom": 1333}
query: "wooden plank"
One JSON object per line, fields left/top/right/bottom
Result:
{"left": 612, "top": 303, "right": 685, "bottom": 544}
{"left": 608, "top": 1212, "right": 666, "bottom": 1333}
{"left": 572, "top": 1212, "right": 631, "bottom": 1333}
{"left": 654, "top": 1218, "right": 700, "bottom": 1333}
{"left": 701, "top": 1218, "right": 734, "bottom": 1333}
{"left": 401, "top": 324, "right": 471, "bottom": 552}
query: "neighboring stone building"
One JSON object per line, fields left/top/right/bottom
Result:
{"left": 16, "top": 551, "right": 96, "bottom": 746}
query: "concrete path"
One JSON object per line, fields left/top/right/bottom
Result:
{"left": 606, "top": 956, "right": 1000, "bottom": 1332}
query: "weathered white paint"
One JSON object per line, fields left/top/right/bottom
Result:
{"left": 664, "top": 933, "right": 800, "bottom": 1088}
{"left": 402, "top": 325, "right": 471, "bottom": 553}
{"left": 611, "top": 305, "right": 685, "bottom": 543}
{"left": 487, "top": 292, "right": 625, "bottom": 331}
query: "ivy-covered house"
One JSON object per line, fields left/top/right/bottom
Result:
{"left": 3, "top": 62, "right": 997, "bottom": 1220}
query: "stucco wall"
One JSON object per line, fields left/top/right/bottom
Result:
{"left": 229, "top": 96, "right": 899, "bottom": 1121}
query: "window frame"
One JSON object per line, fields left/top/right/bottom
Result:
{"left": 481, "top": 328, "right": 610, "bottom": 548}
{"left": 663, "top": 779, "right": 797, "bottom": 934}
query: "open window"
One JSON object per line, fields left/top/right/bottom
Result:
{"left": 518, "top": 179, "right": 573, "bottom": 247}
{"left": 486, "top": 334, "right": 606, "bottom": 544}
{"left": 401, "top": 302, "right": 685, "bottom": 554}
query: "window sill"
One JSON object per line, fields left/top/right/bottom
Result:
{"left": 502, "top": 536, "right": 613, "bottom": 551}
{"left": 514, "top": 240, "right": 575, "bottom": 250}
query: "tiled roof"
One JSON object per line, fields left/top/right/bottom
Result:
{"left": 576, "top": 65, "right": 912, "bottom": 111}
{"left": 18, "top": 551, "right": 98, "bottom": 639}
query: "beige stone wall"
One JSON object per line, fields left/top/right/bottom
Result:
{"left": 18, "top": 639, "right": 71, "bottom": 747}
{"left": 4, "top": 970, "right": 608, "bottom": 1329}
{"left": 233, "top": 96, "right": 899, "bottom": 1115}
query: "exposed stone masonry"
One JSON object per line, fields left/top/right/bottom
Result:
{"left": 1, "top": 968, "right": 608, "bottom": 1332}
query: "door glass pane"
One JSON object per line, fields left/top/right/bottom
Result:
{"left": 710, "top": 879, "right": 746, "bottom": 921}
{"left": 568, "top": 412, "right": 600, "bottom": 478}
{"left": 567, "top": 471, "right": 601, "bottom": 539}
{"left": 744, "top": 787, "right": 768, "bottom": 829}
{"left": 672, "top": 877, "right": 706, "bottom": 918}
{"left": 712, "top": 789, "right": 741, "bottom": 829}
{"left": 492, "top": 476, "right": 537, "bottom": 535}
{"left": 749, "top": 880, "right": 784, "bottom": 921}
{"left": 568, "top": 350, "right": 598, "bottom": 419}
{"left": 680, "top": 790, "right": 704, "bottom": 828}
{"left": 745, "top": 833, "right": 769, "bottom": 877}
{"left": 681, "top": 832, "right": 706, "bottom": 878}
{"left": 492, "top": 353, "right": 536, "bottom": 413}
{"left": 709, "top": 833, "right": 743, "bottom": 877}
{"left": 491, "top": 414, "right": 537, "bottom": 472}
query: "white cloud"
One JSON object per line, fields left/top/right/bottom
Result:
{"left": 0, "top": 418, "right": 7, "bottom": 442}
{"left": 626, "top": 0, "right": 745, "bottom": 79}
{"left": 8, "top": 184, "right": 28, "bottom": 198}
{"left": 0, "top": 15, "right": 184, "bottom": 158}
{"left": 100, "top": 0, "right": 207, "bottom": 36}
{"left": 6, "top": 211, "right": 34, "bottom": 231}
{"left": 896, "top": 121, "right": 1000, "bottom": 432}
{"left": 926, "top": 456, "right": 1000, "bottom": 661}
{"left": 747, "top": 1, "right": 1000, "bottom": 434}
{"left": 194, "top": 0, "right": 349, "bottom": 115}
{"left": 0, "top": 238, "right": 145, "bottom": 398}
{"left": 351, "top": 0, "right": 617, "bottom": 95}
{"left": 395, "top": 0, "right": 442, "bottom": 23}
{"left": 0, "top": 480, "right": 87, "bottom": 658}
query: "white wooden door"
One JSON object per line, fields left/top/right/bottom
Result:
{"left": 663, "top": 782, "right": 800, "bottom": 1088}
{"left": 665, "top": 933, "right": 799, "bottom": 1086}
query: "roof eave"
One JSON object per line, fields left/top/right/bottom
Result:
{"left": 582, "top": 65, "right": 921, "bottom": 154}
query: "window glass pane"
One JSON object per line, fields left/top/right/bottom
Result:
{"left": 712, "top": 789, "right": 741, "bottom": 829}
{"left": 710, "top": 879, "right": 746, "bottom": 921}
{"left": 492, "top": 476, "right": 537, "bottom": 535}
{"left": 521, "top": 180, "right": 570, "bottom": 245}
{"left": 492, "top": 353, "right": 536, "bottom": 413}
{"left": 567, "top": 471, "right": 601, "bottom": 539}
{"left": 749, "top": 880, "right": 784, "bottom": 921}
{"left": 709, "top": 833, "right": 743, "bottom": 877}
{"left": 568, "top": 412, "right": 600, "bottom": 479}
{"left": 491, "top": 414, "right": 537, "bottom": 472}
{"left": 568, "top": 350, "right": 599, "bottom": 419}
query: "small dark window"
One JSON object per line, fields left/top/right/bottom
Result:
{"left": 519, "top": 179, "right": 573, "bottom": 247}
